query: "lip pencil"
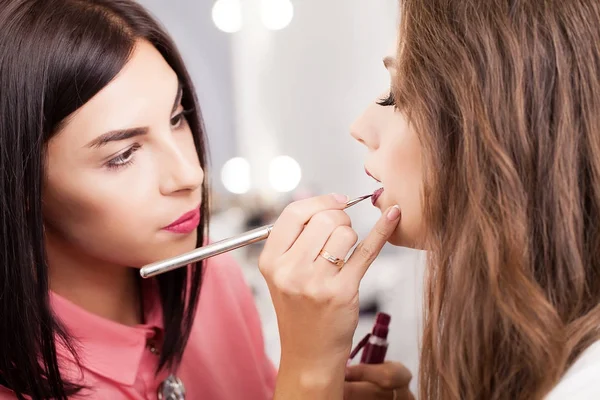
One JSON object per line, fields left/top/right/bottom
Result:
{"left": 140, "top": 193, "right": 374, "bottom": 278}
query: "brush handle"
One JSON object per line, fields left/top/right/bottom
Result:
{"left": 140, "top": 225, "right": 273, "bottom": 278}
{"left": 139, "top": 193, "right": 373, "bottom": 278}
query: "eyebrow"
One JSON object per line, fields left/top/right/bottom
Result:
{"left": 85, "top": 81, "right": 183, "bottom": 149}
{"left": 383, "top": 56, "right": 395, "bottom": 69}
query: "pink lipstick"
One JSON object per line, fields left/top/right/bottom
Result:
{"left": 163, "top": 208, "right": 200, "bottom": 234}
{"left": 371, "top": 188, "right": 384, "bottom": 205}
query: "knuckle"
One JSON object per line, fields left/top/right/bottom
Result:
{"left": 312, "top": 211, "right": 338, "bottom": 230}
{"left": 304, "top": 281, "right": 334, "bottom": 303}
{"left": 271, "top": 269, "right": 288, "bottom": 290}
{"left": 257, "top": 253, "right": 271, "bottom": 273}
{"left": 271, "top": 270, "right": 300, "bottom": 296}
{"left": 302, "top": 284, "right": 323, "bottom": 302}
{"left": 283, "top": 202, "right": 304, "bottom": 221}
{"left": 379, "top": 369, "right": 396, "bottom": 389}
{"left": 335, "top": 225, "right": 358, "bottom": 244}
{"left": 335, "top": 210, "right": 352, "bottom": 227}
{"left": 357, "top": 242, "right": 377, "bottom": 262}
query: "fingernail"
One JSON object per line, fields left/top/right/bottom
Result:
{"left": 332, "top": 193, "right": 349, "bottom": 203}
{"left": 387, "top": 205, "right": 401, "bottom": 220}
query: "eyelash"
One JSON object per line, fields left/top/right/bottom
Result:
{"left": 377, "top": 91, "right": 396, "bottom": 107}
{"left": 105, "top": 108, "right": 194, "bottom": 171}
{"left": 106, "top": 143, "right": 141, "bottom": 170}
{"left": 170, "top": 108, "right": 194, "bottom": 129}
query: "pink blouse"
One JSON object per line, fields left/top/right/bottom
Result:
{"left": 0, "top": 253, "right": 277, "bottom": 399}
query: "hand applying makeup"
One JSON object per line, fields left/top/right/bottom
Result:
{"left": 258, "top": 193, "right": 402, "bottom": 400}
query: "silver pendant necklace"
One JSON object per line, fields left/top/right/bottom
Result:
{"left": 157, "top": 374, "right": 185, "bottom": 400}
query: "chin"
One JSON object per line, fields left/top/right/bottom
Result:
{"left": 168, "top": 232, "right": 198, "bottom": 255}
{"left": 132, "top": 232, "right": 199, "bottom": 268}
{"left": 386, "top": 225, "right": 421, "bottom": 249}
{"left": 387, "top": 237, "right": 421, "bottom": 249}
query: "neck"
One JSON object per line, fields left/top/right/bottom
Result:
{"left": 45, "top": 230, "right": 142, "bottom": 326}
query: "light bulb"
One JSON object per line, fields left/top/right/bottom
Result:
{"left": 260, "top": 0, "right": 294, "bottom": 31}
{"left": 269, "top": 156, "right": 301, "bottom": 193}
{"left": 212, "top": 0, "right": 242, "bottom": 33}
{"left": 221, "top": 157, "right": 251, "bottom": 194}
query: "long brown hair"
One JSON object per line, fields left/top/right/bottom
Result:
{"left": 393, "top": 1, "right": 600, "bottom": 398}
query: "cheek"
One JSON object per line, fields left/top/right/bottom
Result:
{"left": 43, "top": 162, "right": 195, "bottom": 267}
{"left": 44, "top": 173, "right": 148, "bottom": 257}
{"left": 44, "top": 160, "right": 152, "bottom": 229}
{"left": 384, "top": 136, "right": 425, "bottom": 248}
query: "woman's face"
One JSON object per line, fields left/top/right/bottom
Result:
{"left": 43, "top": 40, "right": 204, "bottom": 268}
{"left": 351, "top": 56, "right": 425, "bottom": 248}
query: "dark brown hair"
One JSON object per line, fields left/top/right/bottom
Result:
{"left": 393, "top": 1, "right": 600, "bottom": 398}
{"left": 0, "top": 1, "right": 209, "bottom": 398}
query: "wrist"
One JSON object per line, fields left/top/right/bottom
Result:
{"left": 275, "top": 357, "right": 347, "bottom": 400}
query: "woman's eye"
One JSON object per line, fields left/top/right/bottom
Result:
{"left": 106, "top": 144, "right": 140, "bottom": 170}
{"left": 171, "top": 113, "right": 184, "bottom": 129}
{"left": 170, "top": 109, "right": 193, "bottom": 129}
{"left": 377, "top": 91, "right": 395, "bottom": 107}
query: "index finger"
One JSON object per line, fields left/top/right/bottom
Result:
{"left": 261, "top": 193, "right": 350, "bottom": 258}
{"left": 340, "top": 205, "right": 401, "bottom": 285}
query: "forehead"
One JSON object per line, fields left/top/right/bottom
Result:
{"left": 386, "top": 39, "right": 397, "bottom": 58}
{"left": 55, "top": 40, "right": 178, "bottom": 147}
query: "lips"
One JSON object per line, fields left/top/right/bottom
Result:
{"left": 365, "top": 168, "right": 384, "bottom": 205}
{"left": 163, "top": 207, "right": 201, "bottom": 234}
{"left": 371, "top": 187, "right": 384, "bottom": 205}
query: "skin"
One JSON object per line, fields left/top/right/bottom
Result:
{"left": 43, "top": 40, "right": 203, "bottom": 325}
{"left": 350, "top": 56, "right": 424, "bottom": 248}
{"left": 259, "top": 55, "right": 419, "bottom": 399}
{"left": 41, "top": 40, "right": 409, "bottom": 399}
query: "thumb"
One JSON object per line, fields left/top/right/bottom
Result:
{"left": 341, "top": 205, "right": 401, "bottom": 285}
{"left": 345, "top": 362, "right": 412, "bottom": 390}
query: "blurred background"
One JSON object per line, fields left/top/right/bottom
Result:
{"left": 139, "top": 0, "right": 425, "bottom": 393}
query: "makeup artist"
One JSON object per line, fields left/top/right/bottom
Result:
{"left": 0, "top": 0, "right": 410, "bottom": 399}
{"left": 260, "top": 0, "right": 600, "bottom": 399}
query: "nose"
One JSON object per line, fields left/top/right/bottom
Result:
{"left": 350, "top": 105, "right": 379, "bottom": 150}
{"left": 159, "top": 139, "right": 204, "bottom": 196}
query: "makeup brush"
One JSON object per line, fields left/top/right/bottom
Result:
{"left": 140, "top": 193, "right": 373, "bottom": 278}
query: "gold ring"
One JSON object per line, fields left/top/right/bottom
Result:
{"left": 319, "top": 250, "right": 345, "bottom": 268}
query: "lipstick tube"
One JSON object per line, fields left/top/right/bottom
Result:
{"left": 351, "top": 312, "right": 391, "bottom": 364}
